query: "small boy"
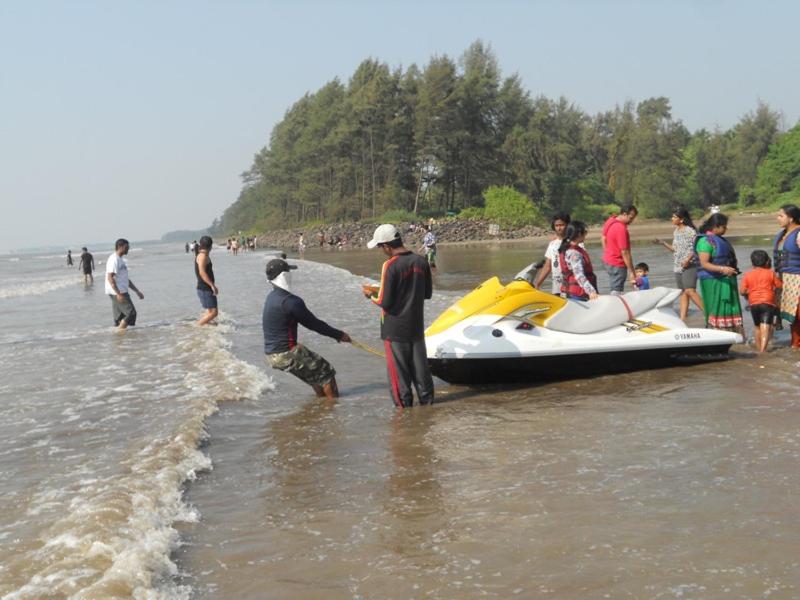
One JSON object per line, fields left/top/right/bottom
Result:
{"left": 634, "top": 262, "right": 650, "bottom": 290}
{"left": 739, "top": 250, "right": 782, "bottom": 353}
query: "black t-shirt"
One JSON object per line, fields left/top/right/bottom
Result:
{"left": 372, "top": 251, "right": 432, "bottom": 342}
{"left": 79, "top": 251, "right": 94, "bottom": 273}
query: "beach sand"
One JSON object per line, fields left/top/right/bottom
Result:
{"left": 619, "top": 210, "right": 780, "bottom": 242}
{"left": 436, "top": 210, "right": 781, "bottom": 249}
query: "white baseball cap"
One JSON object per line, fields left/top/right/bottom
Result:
{"left": 367, "top": 224, "right": 401, "bottom": 249}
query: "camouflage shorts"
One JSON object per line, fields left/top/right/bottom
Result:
{"left": 266, "top": 344, "right": 336, "bottom": 387}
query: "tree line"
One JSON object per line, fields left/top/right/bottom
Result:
{"left": 214, "top": 41, "right": 799, "bottom": 234}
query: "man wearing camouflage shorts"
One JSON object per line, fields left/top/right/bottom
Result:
{"left": 262, "top": 258, "right": 351, "bottom": 399}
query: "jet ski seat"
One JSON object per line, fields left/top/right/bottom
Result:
{"left": 543, "top": 287, "right": 682, "bottom": 334}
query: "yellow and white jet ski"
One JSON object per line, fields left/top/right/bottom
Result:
{"left": 425, "top": 277, "right": 742, "bottom": 384}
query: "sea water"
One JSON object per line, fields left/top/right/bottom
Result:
{"left": 1, "top": 240, "right": 799, "bottom": 599}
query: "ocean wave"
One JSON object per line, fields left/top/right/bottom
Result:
{"left": 0, "top": 275, "right": 79, "bottom": 300}
{"left": 3, "top": 326, "right": 274, "bottom": 599}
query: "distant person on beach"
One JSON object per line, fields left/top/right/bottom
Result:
{"left": 654, "top": 205, "right": 704, "bottom": 321}
{"left": 696, "top": 213, "right": 744, "bottom": 335}
{"left": 534, "top": 212, "right": 571, "bottom": 294}
{"left": 298, "top": 234, "right": 306, "bottom": 254}
{"left": 740, "top": 250, "right": 782, "bottom": 352}
{"left": 558, "top": 221, "right": 599, "bottom": 301}
{"left": 195, "top": 235, "right": 219, "bottom": 326}
{"left": 601, "top": 204, "right": 637, "bottom": 293}
{"left": 773, "top": 203, "right": 800, "bottom": 346}
{"left": 419, "top": 225, "right": 437, "bottom": 269}
{"left": 263, "top": 258, "right": 351, "bottom": 399}
{"left": 185, "top": 242, "right": 190, "bottom": 253}
{"left": 192, "top": 240, "right": 199, "bottom": 256}
{"left": 633, "top": 263, "right": 650, "bottom": 290}
{"left": 78, "top": 247, "right": 94, "bottom": 284}
{"left": 105, "top": 238, "right": 144, "bottom": 330}
{"left": 66, "top": 250, "right": 73, "bottom": 266}
{"left": 364, "top": 224, "right": 434, "bottom": 408}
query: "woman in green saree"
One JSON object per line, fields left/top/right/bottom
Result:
{"left": 696, "top": 213, "right": 744, "bottom": 336}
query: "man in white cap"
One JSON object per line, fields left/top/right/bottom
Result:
{"left": 263, "top": 258, "right": 351, "bottom": 399}
{"left": 363, "top": 224, "right": 434, "bottom": 408}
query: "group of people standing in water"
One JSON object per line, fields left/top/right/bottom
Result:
{"left": 97, "top": 203, "right": 800, "bottom": 410}
{"left": 532, "top": 203, "right": 800, "bottom": 352}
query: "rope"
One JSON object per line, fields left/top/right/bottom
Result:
{"left": 350, "top": 339, "right": 385, "bottom": 358}
{"left": 616, "top": 294, "right": 635, "bottom": 321}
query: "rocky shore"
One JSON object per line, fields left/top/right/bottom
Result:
{"left": 254, "top": 210, "right": 780, "bottom": 253}
{"left": 256, "top": 218, "right": 549, "bottom": 252}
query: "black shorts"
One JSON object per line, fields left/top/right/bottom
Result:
{"left": 750, "top": 303, "right": 778, "bottom": 326}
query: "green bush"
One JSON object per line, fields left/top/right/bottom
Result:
{"left": 302, "top": 218, "right": 326, "bottom": 228}
{"left": 771, "top": 191, "right": 800, "bottom": 209}
{"left": 571, "top": 203, "right": 618, "bottom": 224}
{"left": 738, "top": 185, "right": 757, "bottom": 207}
{"left": 482, "top": 186, "right": 540, "bottom": 228}
{"left": 457, "top": 206, "right": 485, "bottom": 219}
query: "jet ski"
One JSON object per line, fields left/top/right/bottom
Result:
{"left": 425, "top": 275, "right": 743, "bottom": 384}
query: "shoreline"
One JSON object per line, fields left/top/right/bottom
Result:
{"left": 477, "top": 210, "right": 781, "bottom": 249}
{"left": 257, "top": 210, "right": 781, "bottom": 254}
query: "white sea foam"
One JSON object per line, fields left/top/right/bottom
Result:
{"left": 0, "top": 275, "right": 78, "bottom": 300}
{"left": 3, "top": 323, "right": 274, "bottom": 599}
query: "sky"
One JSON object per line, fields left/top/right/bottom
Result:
{"left": 1, "top": 0, "right": 798, "bottom": 254}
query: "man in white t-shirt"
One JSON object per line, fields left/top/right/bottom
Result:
{"left": 533, "top": 213, "right": 571, "bottom": 295}
{"left": 105, "top": 238, "right": 144, "bottom": 329}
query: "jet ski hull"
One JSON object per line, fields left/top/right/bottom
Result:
{"left": 429, "top": 343, "right": 735, "bottom": 384}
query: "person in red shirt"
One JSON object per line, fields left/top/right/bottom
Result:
{"left": 600, "top": 212, "right": 616, "bottom": 251}
{"left": 740, "top": 249, "right": 782, "bottom": 352}
{"left": 601, "top": 204, "right": 638, "bottom": 293}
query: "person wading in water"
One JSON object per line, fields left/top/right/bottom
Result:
{"left": 195, "top": 235, "right": 219, "bottom": 326}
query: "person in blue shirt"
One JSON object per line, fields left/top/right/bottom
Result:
{"left": 262, "top": 259, "right": 351, "bottom": 399}
{"left": 634, "top": 262, "right": 651, "bottom": 290}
